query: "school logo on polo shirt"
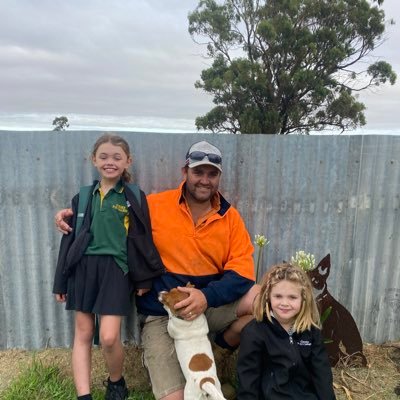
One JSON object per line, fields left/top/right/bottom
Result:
{"left": 112, "top": 204, "right": 128, "bottom": 213}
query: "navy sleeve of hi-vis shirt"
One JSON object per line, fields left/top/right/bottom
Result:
{"left": 201, "top": 270, "right": 254, "bottom": 308}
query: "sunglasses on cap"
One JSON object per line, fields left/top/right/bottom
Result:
{"left": 186, "top": 151, "right": 222, "bottom": 164}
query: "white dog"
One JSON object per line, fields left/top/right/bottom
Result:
{"left": 159, "top": 287, "right": 226, "bottom": 400}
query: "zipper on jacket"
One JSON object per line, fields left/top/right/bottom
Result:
{"left": 288, "top": 326, "right": 294, "bottom": 344}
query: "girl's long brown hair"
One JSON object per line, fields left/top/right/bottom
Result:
{"left": 92, "top": 133, "right": 132, "bottom": 182}
{"left": 253, "top": 263, "right": 320, "bottom": 333}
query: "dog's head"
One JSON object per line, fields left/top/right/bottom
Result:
{"left": 158, "top": 283, "right": 194, "bottom": 317}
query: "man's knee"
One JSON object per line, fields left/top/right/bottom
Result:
{"left": 237, "top": 284, "right": 260, "bottom": 317}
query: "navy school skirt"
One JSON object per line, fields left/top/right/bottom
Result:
{"left": 66, "top": 255, "right": 133, "bottom": 316}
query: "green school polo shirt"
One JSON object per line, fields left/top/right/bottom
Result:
{"left": 84, "top": 181, "right": 129, "bottom": 274}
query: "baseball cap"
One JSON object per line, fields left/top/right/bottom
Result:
{"left": 185, "top": 141, "right": 222, "bottom": 172}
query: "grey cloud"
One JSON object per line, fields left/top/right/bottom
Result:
{"left": 0, "top": 0, "right": 398, "bottom": 131}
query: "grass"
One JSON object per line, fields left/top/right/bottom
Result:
{"left": 0, "top": 343, "right": 399, "bottom": 399}
{"left": 1, "top": 359, "right": 154, "bottom": 400}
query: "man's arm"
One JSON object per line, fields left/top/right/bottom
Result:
{"left": 202, "top": 207, "right": 255, "bottom": 307}
{"left": 55, "top": 208, "right": 74, "bottom": 234}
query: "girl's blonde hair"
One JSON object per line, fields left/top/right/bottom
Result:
{"left": 253, "top": 263, "right": 320, "bottom": 333}
{"left": 92, "top": 133, "right": 132, "bottom": 182}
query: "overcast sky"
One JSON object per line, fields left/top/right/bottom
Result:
{"left": 0, "top": 0, "right": 399, "bottom": 133}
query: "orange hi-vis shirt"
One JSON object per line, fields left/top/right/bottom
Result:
{"left": 136, "top": 181, "right": 255, "bottom": 316}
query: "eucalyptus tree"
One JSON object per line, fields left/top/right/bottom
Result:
{"left": 189, "top": 0, "right": 396, "bottom": 134}
{"left": 52, "top": 116, "right": 69, "bottom": 131}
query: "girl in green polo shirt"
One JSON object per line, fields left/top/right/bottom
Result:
{"left": 53, "top": 134, "right": 164, "bottom": 400}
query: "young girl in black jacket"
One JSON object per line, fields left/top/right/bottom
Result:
{"left": 237, "top": 263, "right": 336, "bottom": 400}
{"left": 53, "top": 134, "right": 164, "bottom": 400}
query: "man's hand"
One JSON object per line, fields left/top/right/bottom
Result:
{"left": 55, "top": 208, "right": 74, "bottom": 234}
{"left": 175, "top": 286, "right": 208, "bottom": 320}
{"left": 55, "top": 294, "right": 67, "bottom": 303}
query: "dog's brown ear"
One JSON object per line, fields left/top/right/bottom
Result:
{"left": 186, "top": 282, "right": 195, "bottom": 288}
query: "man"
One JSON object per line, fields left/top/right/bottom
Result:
{"left": 55, "top": 140, "right": 259, "bottom": 400}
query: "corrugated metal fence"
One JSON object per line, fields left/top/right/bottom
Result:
{"left": 0, "top": 131, "right": 399, "bottom": 349}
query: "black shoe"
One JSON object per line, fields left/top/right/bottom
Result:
{"left": 104, "top": 378, "right": 129, "bottom": 400}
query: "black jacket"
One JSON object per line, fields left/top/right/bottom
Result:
{"left": 237, "top": 317, "right": 336, "bottom": 400}
{"left": 53, "top": 182, "right": 165, "bottom": 294}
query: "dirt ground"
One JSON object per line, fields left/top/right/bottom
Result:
{"left": 0, "top": 342, "right": 399, "bottom": 399}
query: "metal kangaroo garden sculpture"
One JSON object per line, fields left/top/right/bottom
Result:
{"left": 308, "top": 254, "right": 367, "bottom": 367}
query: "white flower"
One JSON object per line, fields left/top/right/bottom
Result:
{"left": 291, "top": 250, "right": 316, "bottom": 272}
{"left": 254, "top": 234, "right": 270, "bottom": 248}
